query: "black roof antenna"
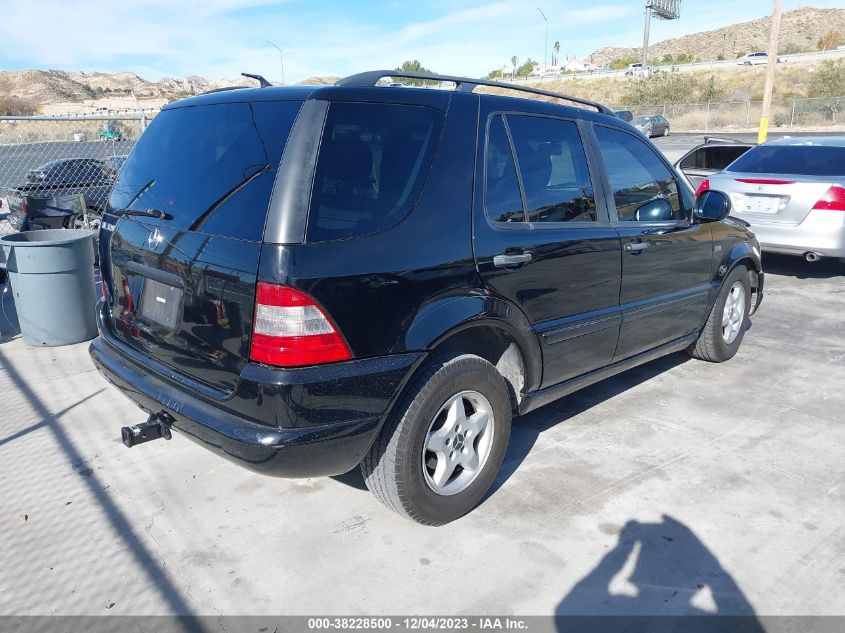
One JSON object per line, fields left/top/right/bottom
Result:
{"left": 241, "top": 73, "right": 272, "bottom": 88}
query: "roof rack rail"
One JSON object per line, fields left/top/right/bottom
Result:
{"left": 198, "top": 86, "right": 250, "bottom": 96}
{"left": 335, "top": 70, "right": 614, "bottom": 115}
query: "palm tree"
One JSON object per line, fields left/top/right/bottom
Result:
{"left": 553, "top": 41, "right": 560, "bottom": 66}
{"left": 510, "top": 56, "right": 518, "bottom": 79}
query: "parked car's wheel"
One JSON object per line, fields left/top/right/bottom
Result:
{"left": 688, "top": 266, "right": 752, "bottom": 362}
{"left": 362, "top": 353, "right": 512, "bottom": 525}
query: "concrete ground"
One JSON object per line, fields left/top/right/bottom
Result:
{"left": 1, "top": 134, "right": 844, "bottom": 618}
{"left": 2, "top": 258, "right": 844, "bottom": 618}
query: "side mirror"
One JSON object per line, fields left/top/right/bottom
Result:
{"left": 694, "top": 190, "right": 731, "bottom": 222}
{"left": 635, "top": 198, "right": 675, "bottom": 222}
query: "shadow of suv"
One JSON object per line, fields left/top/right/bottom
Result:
{"left": 90, "top": 70, "right": 764, "bottom": 525}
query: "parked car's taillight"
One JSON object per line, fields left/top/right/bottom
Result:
{"left": 694, "top": 179, "right": 710, "bottom": 197}
{"left": 20, "top": 199, "right": 29, "bottom": 215}
{"left": 250, "top": 282, "right": 352, "bottom": 367}
{"left": 812, "top": 186, "right": 845, "bottom": 212}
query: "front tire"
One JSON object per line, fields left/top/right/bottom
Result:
{"left": 688, "top": 266, "right": 752, "bottom": 362}
{"left": 362, "top": 354, "right": 512, "bottom": 525}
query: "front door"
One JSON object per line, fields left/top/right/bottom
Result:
{"left": 591, "top": 124, "right": 714, "bottom": 361}
{"left": 473, "top": 105, "right": 622, "bottom": 388}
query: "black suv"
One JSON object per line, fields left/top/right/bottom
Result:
{"left": 90, "top": 71, "right": 764, "bottom": 525}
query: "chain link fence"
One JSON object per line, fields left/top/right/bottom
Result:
{"left": 0, "top": 114, "right": 152, "bottom": 235}
{"left": 612, "top": 96, "right": 845, "bottom": 132}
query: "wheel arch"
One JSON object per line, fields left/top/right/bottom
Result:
{"left": 403, "top": 292, "right": 542, "bottom": 412}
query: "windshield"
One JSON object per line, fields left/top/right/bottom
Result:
{"left": 632, "top": 116, "right": 652, "bottom": 125}
{"left": 108, "top": 100, "right": 302, "bottom": 241}
{"left": 726, "top": 144, "right": 845, "bottom": 177}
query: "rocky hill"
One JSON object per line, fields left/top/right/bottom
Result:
{"left": 588, "top": 6, "right": 845, "bottom": 66}
{"left": 0, "top": 70, "right": 259, "bottom": 106}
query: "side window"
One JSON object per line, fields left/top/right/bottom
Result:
{"left": 484, "top": 115, "right": 525, "bottom": 223}
{"left": 307, "top": 102, "right": 444, "bottom": 242}
{"left": 595, "top": 125, "right": 684, "bottom": 222}
{"left": 507, "top": 115, "right": 596, "bottom": 223}
{"left": 679, "top": 148, "right": 703, "bottom": 170}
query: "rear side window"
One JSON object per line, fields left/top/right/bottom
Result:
{"left": 485, "top": 115, "right": 525, "bottom": 223}
{"left": 109, "top": 101, "right": 302, "bottom": 241}
{"left": 306, "top": 102, "right": 444, "bottom": 242}
{"left": 507, "top": 115, "right": 596, "bottom": 223}
{"left": 595, "top": 125, "right": 684, "bottom": 222}
{"left": 680, "top": 145, "right": 750, "bottom": 170}
{"left": 726, "top": 145, "right": 845, "bottom": 177}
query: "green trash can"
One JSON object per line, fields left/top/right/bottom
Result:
{"left": 0, "top": 229, "right": 98, "bottom": 346}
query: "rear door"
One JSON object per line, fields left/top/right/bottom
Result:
{"left": 676, "top": 144, "right": 753, "bottom": 191}
{"left": 591, "top": 124, "right": 713, "bottom": 361}
{"left": 104, "top": 99, "right": 302, "bottom": 395}
{"left": 473, "top": 105, "right": 622, "bottom": 388}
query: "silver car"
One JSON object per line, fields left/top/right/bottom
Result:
{"left": 704, "top": 137, "right": 845, "bottom": 262}
{"left": 632, "top": 115, "right": 670, "bottom": 138}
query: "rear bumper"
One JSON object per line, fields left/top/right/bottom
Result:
{"left": 752, "top": 210, "right": 845, "bottom": 258}
{"left": 90, "top": 301, "right": 424, "bottom": 477}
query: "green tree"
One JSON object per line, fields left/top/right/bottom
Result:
{"left": 394, "top": 60, "right": 437, "bottom": 86}
{"left": 516, "top": 58, "right": 537, "bottom": 76}
{"left": 817, "top": 31, "right": 841, "bottom": 51}
{"left": 623, "top": 73, "right": 697, "bottom": 106}
{"left": 609, "top": 56, "right": 641, "bottom": 70}
{"left": 553, "top": 41, "right": 561, "bottom": 65}
{"left": 701, "top": 75, "right": 725, "bottom": 103}
{"left": 808, "top": 60, "right": 845, "bottom": 121}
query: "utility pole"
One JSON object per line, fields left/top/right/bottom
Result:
{"left": 537, "top": 7, "right": 548, "bottom": 71}
{"left": 642, "top": 4, "right": 652, "bottom": 70}
{"left": 758, "top": 0, "right": 782, "bottom": 144}
{"left": 265, "top": 40, "right": 285, "bottom": 85}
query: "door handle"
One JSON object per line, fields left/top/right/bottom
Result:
{"left": 624, "top": 242, "right": 649, "bottom": 254}
{"left": 493, "top": 252, "right": 533, "bottom": 267}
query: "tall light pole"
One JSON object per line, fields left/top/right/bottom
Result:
{"left": 265, "top": 40, "right": 285, "bottom": 85}
{"left": 536, "top": 7, "right": 548, "bottom": 70}
{"left": 642, "top": 1, "right": 681, "bottom": 73}
{"left": 758, "top": 0, "right": 783, "bottom": 144}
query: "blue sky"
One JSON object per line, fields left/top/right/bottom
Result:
{"left": 0, "top": 1, "right": 840, "bottom": 82}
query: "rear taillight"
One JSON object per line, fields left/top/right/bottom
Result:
{"left": 20, "top": 199, "right": 29, "bottom": 215}
{"left": 812, "top": 185, "right": 845, "bottom": 212}
{"left": 249, "top": 282, "right": 352, "bottom": 367}
{"left": 694, "top": 179, "right": 710, "bottom": 197}
{"left": 735, "top": 178, "right": 795, "bottom": 185}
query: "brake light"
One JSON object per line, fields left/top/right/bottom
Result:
{"left": 735, "top": 178, "right": 795, "bottom": 185}
{"left": 21, "top": 199, "right": 29, "bottom": 215}
{"left": 694, "top": 179, "right": 710, "bottom": 197}
{"left": 250, "top": 282, "right": 352, "bottom": 367}
{"left": 812, "top": 186, "right": 845, "bottom": 211}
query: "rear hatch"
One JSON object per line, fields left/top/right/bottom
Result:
{"left": 103, "top": 98, "right": 303, "bottom": 395}
{"left": 712, "top": 142, "right": 845, "bottom": 226}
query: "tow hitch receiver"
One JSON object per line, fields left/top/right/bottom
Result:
{"left": 121, "top": 415, "right": 172, "bottom": 448}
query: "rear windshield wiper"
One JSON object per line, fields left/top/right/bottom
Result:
{"left": 111, "top": 207, "right": 173, "bottom": 220}
{"left": 188, "top": 163, "right": 269, "bottom": 232}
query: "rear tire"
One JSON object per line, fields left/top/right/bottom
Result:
{"left": 688, "top": 266, "right": 752, "bottom": 362}
{"left": 362, "top": 354, "right": 512, "bottom": 525}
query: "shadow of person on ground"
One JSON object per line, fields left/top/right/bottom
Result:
{"left": 556, "top": 515, "right": 764, "bottom": 630}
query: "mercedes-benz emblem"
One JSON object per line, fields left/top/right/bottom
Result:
{"left": 147, "top": 228, "right": 163, "bottom": 250}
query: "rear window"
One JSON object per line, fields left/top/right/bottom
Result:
{"left": 108, "top": 101, "right": 302, "bottom": 241}
{"left": 726, "top": 144, "right": 845, "bottom": 177}
{"left": 306, "top": 102, "right": 444, "bottom": 242}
